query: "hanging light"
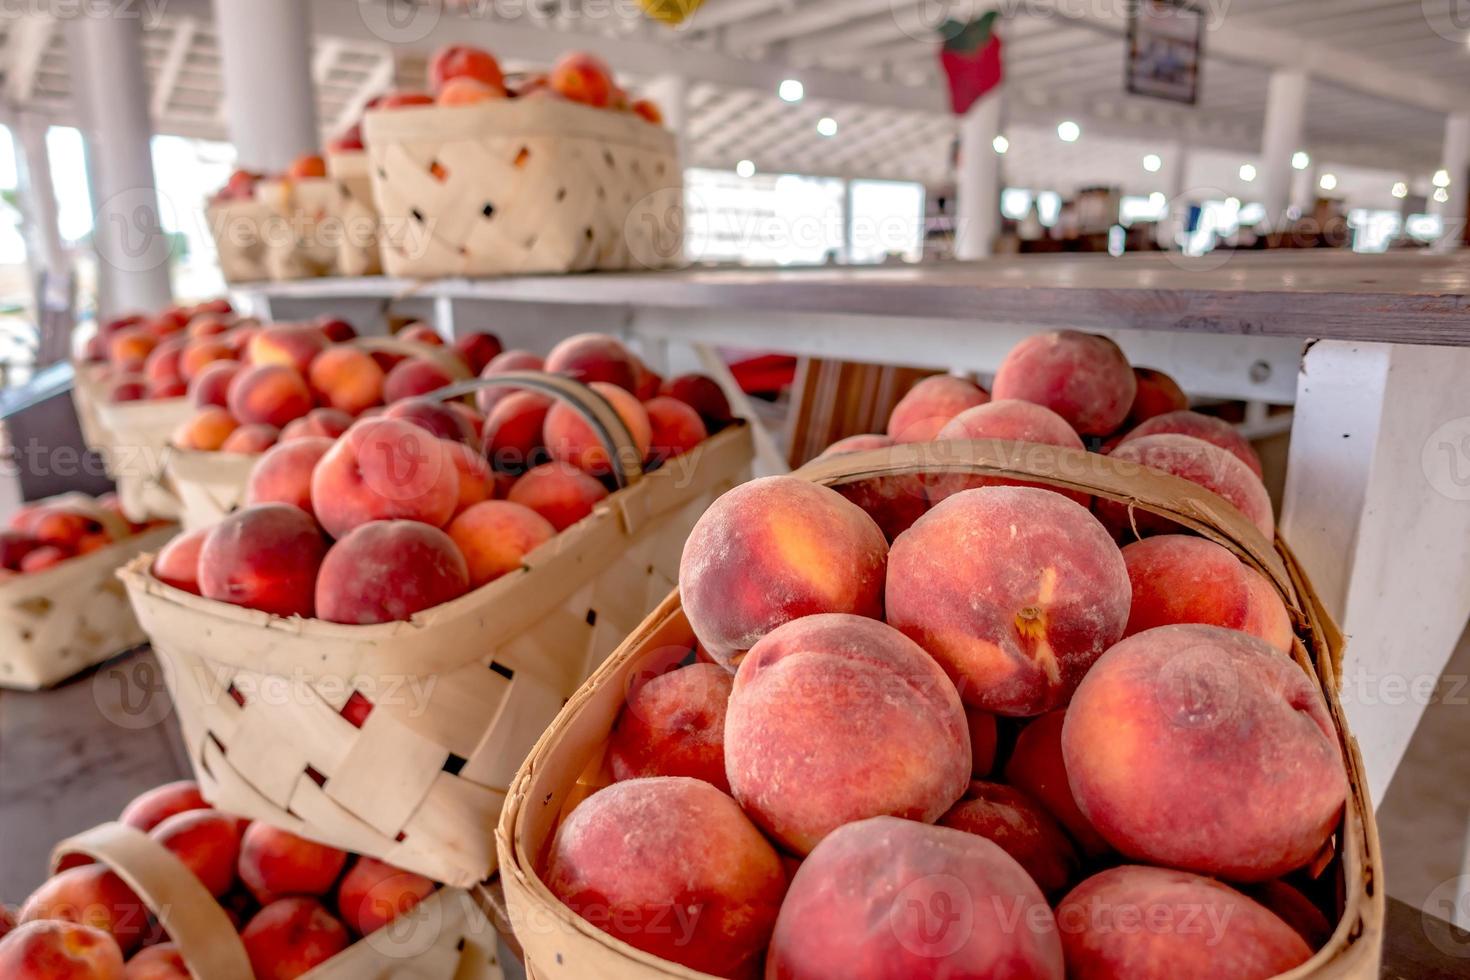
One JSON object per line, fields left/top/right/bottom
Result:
{"left": 1142, "top": 154, "right": 1162, "bottom": 173}
{"left": 736, "top": 159, "right": 756, "bottom": 178}
{"left": 1319, "top": 173, "right": 1338, "bottom": 191}
{"left": 1239, "top": 163, "right": 1257, "bottom": 182}
{"left": 816, "top": 117, "right": 838, "bottom": 137}
{"left": 1292, "top": 151, "right": 1310, "bottom": 171}
{"left": 992, "top": 135, "right": 1009, "bottom": 154}
{"left": 778, "top": 79, "right": 804, "bottom": 103}
{"left": 1391, "top": 182, "right": 1408, "bottom": 199}
{"left": 1057, "top": 120, "right": 1080, "bottom": 142}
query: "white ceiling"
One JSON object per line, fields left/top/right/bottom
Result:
{"left": 0, "top": 0, "right": 1462, "bottom": 203}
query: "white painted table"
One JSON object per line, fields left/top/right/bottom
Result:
{"left": 235, "top": 252, "right": 1470, "bottom": 806}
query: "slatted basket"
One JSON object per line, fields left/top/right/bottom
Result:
{"left": 121, "top": 375, "right": 752, "bottom": 887}
{"left": 70, "top": 371, "right": 187, "bottom": 523}
{"left": 206, "top": 197, "right": 273, "bottom": 285}
{"left": 328, "top": 150, "right": 384, "bottom": 278}
{"left": 497, "top": 440, "right": 1384, "bottom": 980}
{"left": 363, "top": 98, "right": 684, "bottom": 278}
{"left": 50, "top": 822, "right": 504, "bottom": 979}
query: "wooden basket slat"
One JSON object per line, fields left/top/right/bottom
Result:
{"left": 72, "top": 380, "right": 191, "bottom": 522}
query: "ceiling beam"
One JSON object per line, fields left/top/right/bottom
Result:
{"left": 686, "top": 0, "right": 789, "bottom": 33}
{"left": 332, "top": 52, "right": 393, "bottom": 134}
{"left": 4, "top": 15, "right": 56, "bottom": 105}
{"left": 150, "top": 17, "right": 197, "bottom": 118}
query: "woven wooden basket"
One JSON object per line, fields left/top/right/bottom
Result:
{"left": 50, "top": 822, "right": 504, "bottom": 979}
{"left": 120, "top": 377, "right": 752, "bottom": 887}
{"left": 207, "top": 197, "right": 273, "bottom": 284}
{"left": 0, "top": 494, "right": 174, "bottom": 690}
{"left": 71, "top": 372, "right": 188, "bottom": 523}
{"left": 328, "top": 150, "right": 383, "bottom": 278}
{"left": 497, "top": 440, "right": 1384, "bottom": 980}
{"left": 256, "top": 177, "right": 344, "bottom": 282}
{"left": 363, "top": 98, "right": 683, "bottom": 278}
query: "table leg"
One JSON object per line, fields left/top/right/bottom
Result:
{"left": 1281, "top": 340, "right": 1470, "bottom": 805}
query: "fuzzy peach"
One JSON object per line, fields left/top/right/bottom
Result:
{"left": 150, "top": 810, "right": 241, "bottom": 897}
{"left": 939, "top": 781, "right": 1080, "bottom": 898}
{"left": 885, "top": 485, "right": 1131, "bottom": 716}
{"left": 142, "top": 339, "right": 185, "bottom": 389}
{"left": 179, "top": 339, "right": 234, "bottom": 382}
{"left": 226, "top": 365, "right": 313, "bottom": 429}
{"left": 315, "top": 521, "right": 469, "bottom": 624}
{"left": 109, "top": 328, "right": 157, "bottom": 373}
{"left": 151, "top": 530, "right": 207, "bottom": 595}
{"left": 481, "top": 391, "right": 551, "bottom": 472}
{"left": 19, "top": 867, "right": 146, "bottom": 954}
{"left": 446, "top": 500, "right": 554, "bottom": 587}
{"left": 237, "top": 825, "right": 349, "bottom": 903}
{"left": 815, "top": 433, "right": 930, "bottom": 541}
{"left": 172, "top": 407, "right": 239, "bottom": 451}
{"left": 315, "top": 317, "right": 356, "bottom": 342}
{"left": 474, "top": 350, "right": 544, "bottom": 414}
{"left": 643, "top": 396, "right": 707, "bottom": 465}
{"left": 609, "top": 662, "right": 732, "bottom": 792}
{"left": 660, "top": 374, "right": 734, "bottom": 429}
{"left": 1126, "top": 367, "right": 1189, "bottom": 427}
{"left": 188, "top": 361, "right": 240, "bottom": 409}
{"left": 544, "top": 332, "right": 638, "bottom": 390}
{"left": 335, "top": 858, "right": 436, "bottom": 937}
{"left": 279, "top": 408, "right": 353, "bottom": 442}
{"left": 119, "top": 781, "right": 208, "bottom": 832}
{"left": 219, "top": 423, "right": 279, "bottom": 454}
{"left": 453, "top": 331, "right": 503, "bottom": 374}
{"left": 445, "top": 440, "right": 496, "bottom": 516}
{"left": 967, "top": 707, "right": 998, "bottom": 779}
{"left": 632, "top": 356, "right": 662, "bottom": 400}
{"left": 247, "top": 325, "right": 328, "bottom": 375}
{"left": 310, "top": 418, "right": 461, "bottom": 538}
{"left": 198, "top": 504, "right": 327, "bottom": 618}
{"left": 122, "top": 942, "right": 188, "bottom": 979}
{"left": 430, "top": 44, "right": 505, "bottom": 93}
{"left": 886, "top": 374, "right": 990, "bottom": 443}
{"left": 382, "top": 397, "right": 477, "bottom": 445}
{"left": 1062, "top": 624, "right": 1347, "bottom": 881}
{"left": 1119, "top": 409, "right": 1264, "bottom": 478}
{"left": 505, "top": 461, "right": 608, "bottom": 531}
{"left": 245, "top": 437, "right": 334, "bottom": 519}
{"left": 0, "top": 920, "right": 125, "bottom": 979}
{"left": 382, "top": 357, "right": 454, "bottom": 403}
{"left": 307, "top": 346, "right": 384, "bottom": 415}
{"left": 543, "top": 382, "right": 651, "bottom": 477}
{"left": 1004, "top": 710, "right": 1111, "bottom": 858}
{"left": 928, "top": 398, "right": 1090, "bottom": 507}
{"left": 1103, "top": 433, "right": 1275, "bottom": 539}
{"left": 240, "top": 898, "right": 349, "bottom": 980}
{"left": 992, "top": 331, "right": 1136, "bottom": 436}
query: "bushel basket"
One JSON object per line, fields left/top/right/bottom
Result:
{"left": 121, "top": 373, "right": 753, "bottom": 887}
{"left": 72, "top": 366, "right": 188, "bottom": 522}
{"left": 497, "top": 439, "right": 1383, "bottom": 980}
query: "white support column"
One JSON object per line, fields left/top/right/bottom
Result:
{"left": 642, "top": 74, "right": 690, "bottom": 169}
{"left": 212, "top": 0, "right": 319, "bottom": 172}
{"left": 955, "top": 92, "right": 1002, "bottom": 260}
{"left": 13, "top": 112, "right": 68, "bottom": 282}
{"left": 1291, "top": 156, "right": 1319, "bottom": 217}
{"left": 66, "top": 7, "right": 172, "bottom": 317}
{"left": 1258, "top": 69, "right": 1308, "bottom": 228}
{"left": 1159, "top": 143, "right": 1190, "bottom": 250}
{"left": 1280, "top": 341, "right": 1470, "bottom": 805}
{"left": 1431, "top": 111, "right": 1470, "bottom": 250}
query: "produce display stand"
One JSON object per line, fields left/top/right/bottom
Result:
{"left": 237, "top": 250, "right": 1470, "bottom": 809}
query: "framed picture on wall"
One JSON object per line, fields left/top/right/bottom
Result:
{"left": 1126, "top": 0, "right": 1204, "bottom": 105}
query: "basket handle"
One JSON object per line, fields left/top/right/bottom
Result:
{"left": 429, "top": 371, "right": 645, "bottom": 490}
{"left": 50, "top": 822, "right": 254, "bottom": 980}
{"left": 348, "top": 334, "right": 473, "bottom": 382}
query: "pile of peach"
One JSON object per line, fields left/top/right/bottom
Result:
{"left": 81, "top": 298, "right": 240, "bottom": 403}
{"left": 540, "top": 331, "right": 1348, "bottom": 978}
{"left": 151, "top": 331, "right": 732, "bottom": 626}
{"left": 208, "top": 152, "right": 335, "bottom": 207}
{"left": 0, "top": 779, "right": 437, "bottom": 979}
{"left": 0, "top": 495, "right": 163, "bottom": 581}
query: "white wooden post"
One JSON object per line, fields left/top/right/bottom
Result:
{"left": 12, "top": 112, "right": 68, "bottom": 283}
{"left": 212, "top": 0, "right": 320, "bottom": 172}
{"left": 642, "top": 74, "right": 689, "bottom": 168}
{"left": 1431, "top": 112, "right": 1470, "bottom": 250}
{"left": 955, "top": 91, "right": 1002, "bottom": 260}
{"left": 1280, "top": 341, "right": 1470, "bottom": 805}
{"left": 1258, "top": 70, "right": 1308, "bottom": 228}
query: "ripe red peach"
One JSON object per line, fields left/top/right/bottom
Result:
{"left": 20, "top": 546, "right": 69, "bottom": 572}
{"left": 188, "top": 361, "right": 240, "bottom": 409}
{"left": 474, "top": 350, "right": 544, "bottom": 414}
{"left": 992, "top": 331, "right": 1137, "bottom": 436}
{"left": 481, "top": 391, "right": 551, "bottom": 472}
{"left": 768, "top": 816, "right": 1063, "bottom": 979}
{"left": 1056, "top": 866, "right": 1311, "bottom": 979}
{"left": 109, "top": 328, "right": 158, "bottom": 373}
{"left": 660, "top": 374, "right": 734, "bottom": 429}
{"left": 885, "top": 485, "right": 1131, "bottom": 715}
{"left": 543, "top": 382, "right": 651, "bottom": 477}
{"left": 315, "top": 521, "right": 469, "bottom": 624}
{"left": 118, "top": 782, "right": 208, "bottom": 833}
{"left": 609, "top": 662, "right": 732, "bottom": 791}
{"left": 19, "top": 867, "right": 146, "bottom": 954}
{"left": 247, "top": 325, "right": 328, "bottom": 376}
{"left": 939, "top": 781, "right": 1080, "bottom": 898}
{"left": 453, "top": 331, "right": 503, "bottom": 374}
{"left": 198, "top": 504, "right": 327, "bottom": 618}
{"left": 147, "top": 379, "right": 186, "bottom": 399}
{"left": 108, "top": 377, "right": 147, "bottom": 402}
{"left": 815, "top": 433, "right": 930, "bottom": 541}
{"left": 121, "top": 941, "right": 188, "bottom": 979}
{"left": 286, "top": 154, "right": 327, "bottom": 180}
{"left": 1103, "top": 433, "right": 1275, "bottom": 539}
{"left": 886, "top": 374, "right": 990, "bottom": 442}
{"left": 237, "top": 824, "right": 349, "bottom": 903}
{"left": 928, "top": 398, "right": 1089, "bottom": 507}
{"left": 643, "top": 396, "right": 707, "bottom": 465}
{"left": 150, "top": 810, "right": 241, "bottom": 897}
{"left": 399, "top": 323, "right": 444, "bottom": 347}
{"left": 967, "top": 707, "right": 998, "bottom": 778}
{"left": 334, "top": 858, "right": 436, "bottom": 937}
{"left": 278, "top": 408, "right": 353, "bottom": 442}
{"left": 430, "top": 44, "right": 505, "bottom": 93}
{"left": 446, "top": 500, "right": 554, "bottom": 587}
{"left": 310, "top": 418, "right": 461, "bottom": 538}
{"left": 179, "top": 339, "right": 234, "bottom": 382}
{"left": 151, "top": 530, "right": 208, "bottom": 595}
{"left": 382, "top": 357, "right": 454, "bottom": 403}
{"left": 1119, "top": 409, "right": 1264, "bottom": 478}
{"left": 1122, "top": 535, "right": 1293, "bottom": 653}
{"left": 240, "top": 898, "right": 349, "bottom": 980}
{"left": 632, "top": 356, "right": 663, "bottom": 400}
{"left": 245, "top": 437, "right": 334, "bottom": 520}
{"left": 0, "top": 921, "right": 125, "bottom": 979}
{"left": 548, "top": 52, "right": 615, "bottom": 107}
{"left": 544, "top": 332, "right": 638, "bottom": 390}
{"left": 726, "top": 614, "right": 970, "bottom": 854}
{"left": 187, "top": 315, "right": 232, "bottom": 339}
{"left": 0, "top": 530, "right": 41, "bottom": 571}
{"left": 1063, "top": 624, "right": 1347, "bottom": 881}
{"left": 1004, "top": 710, "right": 1111, "bottom": 858}
{"left": 445, "top": 440, "right": 496, "bottom": 516}
{"left": 382, "top": 397, "right": 476, "bottom": 445}
{"left": 219, "top": 423, "right": 279, "bottom": 454}
{"left": 227, "top": 364, "right": 314, "bottom": 430}
{"left": 1126, "top": 367, "right": 1189, "bottom": 427}
{"left": 172, "top": 407, "right": 239, "bottom": 451}
{"left": 545, "top": 777, "right": 786, "bottom": 976}
{"left": 307, "top": 346, "right": 384, "bottom": 415}
{"left": 1248, "top": 879, "right": 1334, "bottom": 948}
{"left": 505, "top": 461, "right": 608, "bottom": 531}
{"left": 142, "top": 339, "right": 185, "bottom": 389}
{"left": 314, "top": 317, "right": 356, "bottom": 343}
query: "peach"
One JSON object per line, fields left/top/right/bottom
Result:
{"left": 399, "top": 323, "right": 444, "bottom": 347}
{"left": 142, "top": 339, "right": 185, "bottom": 388}
{"left": 1126, "top": 367, "right": 1188, "bottom": 427}
{"left": 186, "top": 315, "right": 232, "bottom": 339}
{"left": 660, "top": 374, "right": 734, "bottom": 429}
{"left": 545, "top": 332, "right": 638, "bottom": 390}
{"left": 992, "top": 330, "right": 1137, "bottom": 436}
{"left": 188, "top": 361, "right": 240, "bottom": 409}
{"left": 382, "top": 357, "right": 454, "bottom": 403}
{"left": 375, "top": 90, "right": 435, "bottom": 109}
{"left": 287, "top": 154, "right": 327, "bottom": 180}
{"left": 172, "top": 407, "right": 238, "bottom": 451}
{"left": 0, "top": 530, "right": 41, "bottom": 571}
{"left": 109, "top": 328, "right": 157, "bottom": 373}
{"left": 20, "top": 867, "right": 146, "bottom": 954}
{"left": 1063, "top": 624, "right": 1347, "bottom": 881}
{"left": 816, "top": 433, "right": 930, "bottom": 541}
{"left": 21, "top": 506, "right": 101, "bottom": 550}
{"left": 446, "top": 500, "right": 554, "bottom": 587}
{"left": 545, "top": 777, "right": 786, "bottom": 976}
{"left": 382, "top": 396, "right": 476, "bottom": 445}
{"left": 121, "top": 942, "right": 187, "bottom": 979}
{"left": 448, "top": 401, "right": 483, "bottom": 434}
{"left": 481, "top": 391, "right": 551, "bottom": 472}
{"left": 886, "top": 374, "right": 990, "bottom": 443}
{"left": 680, "top": 477, "right": 887, "bottom": 668}
{"left": 147, "top": 379, "right": 186, "bottom": 399}
{"left": 885, "top": 486, "right": 1130, "bottom": 715}
{"left": 437, "top": 76, "right": 504, "bottom": 105}
{"left": 108, "top": 378, "right": 147, "bottom": 402}
{"left": 1055, "top": 866, "right": 1310, "bottom": 979}
{"left": 643, "top": 396, "right": 707, "bottom": 465}
{"left": 726, "top": 614, "right": 970, "bottom": 854}
{"left": 505, "top": 461, "right": 608, "bottom": 531}
{"left": 226, "top": 365, "right": 313, "bottom": 429}
{"left": 632, "top": 356, "right": 663, "bottom": 400}
{"left": 150, "top": 810, "right": 241, "bottom": 897}
{"left": 240, "top": 899, "right": 349, "bottom": 980}
{"left": 1119, "top": 409, "right": 1264, "bottom": 478}
{"left": 474, "top": 349, "right": 544, "bottom": 413}
{"left": 151, "top": 530, "right": 207, "bottom": 595}
{"left": 279, "top": 407, "right": 353, "bottom": 442}
{"left": 453, "top": 331, "right": 503, "bottom": 374}
{"left": 0, "top": 921, "right": 125, "bottom": 979}
{"left": 315, "top": 521, "right": 469, "bottom": 624}
{"left": 238, "top": 824, "right": 349, "bottom": 902}
{"left": 310, "top": 418, "right": 459, "bottom": 536}
{"left": 1102, "top": 433, "right": 1275, "bottom": 539}
{"left": 178, "top": 339, "right": 233, "bottom": 382}
{"left": 20, "top": 546, "right": 69, "bottom": 572}
{"left": 609, "top": 662, "right": 732, "bottom": 792}
{"left": 198, "top": 504, "right": 327, "bottom": 618}
{"left": 1004, "top": 710, "right": 1110, "bottom": 858}
{"left": 334, "top": 858, "right": 435, "bottom": 937}
{"left": 928, "top": 398, "right": 1089, "bottom": 507}
{"left": 543, "top": 382, "right": 651, "bottom": 477}
{"left": 247, "top": 325, "right": 328, "bottom": 376}
{"left": 119, "top": 781, "right": 208, "bottom": 832}
{"left": 306, "top": 346, "right": 385, "bottom": 415}
{"left": 632, "top": 98, "right": 663, "bottom": 125}
{"left": 219, "top": 423, "right": 279, "bottom": 454}
{"left": 430, "top": 44, "right": 505, "bottom": 93}
{"left": 768, "top": 816, "right": 1063, "bottom": 980}
{"left": 1247, "top": 880, "right": 1334, "bottom": 948}
{"left": 967, "top": 707, "right": 998, "bottom": 778}
{"left": 939, "top": 781, "right": 1079, "bottom": 898}
{"left": 1122, "top": 535, "right": 1292, "bottom": 653}
{"left": 246, "top": 437, "right": 334, "bottom": 519}
{"left": 548, "top": 52, "right": 614, "bottom": 108}
{"left": 445, "top": 440, "right": 496, "bottom": 516}
{"left": 315, "top": 317, "right": 356, "bottom": 343}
